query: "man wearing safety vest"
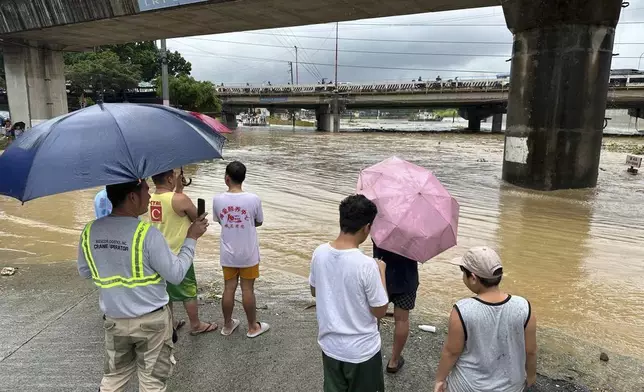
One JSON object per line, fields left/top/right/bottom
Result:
{"left": 77, "top": 180, "right": 208, "bottom": 392}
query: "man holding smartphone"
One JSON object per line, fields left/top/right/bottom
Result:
{"left": 150, "top": 169, "right": 218, "bottom": 335}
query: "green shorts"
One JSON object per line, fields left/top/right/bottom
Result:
{"left": 167, "top": 264, "right": 198, "bottom": 302}
{"left": 322, "top": 351, "right": 384, "bottom": 392}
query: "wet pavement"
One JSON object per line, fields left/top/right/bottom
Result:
{"left": 1, "top": 260, "right": 637, "bottom": 392}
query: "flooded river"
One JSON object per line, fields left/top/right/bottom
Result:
{"left": 1, "top": 127, "right": 644, "bottom": 362}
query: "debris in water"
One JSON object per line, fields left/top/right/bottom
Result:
{"left": 600, "top": 352, "right": 609, "bottom": 362}
{"left": 1, "top": 267, "right": 16, "bottom": 276}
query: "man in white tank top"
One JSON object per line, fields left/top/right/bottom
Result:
{"left": 434, "top": 246, "right": 537, "bottom": 392}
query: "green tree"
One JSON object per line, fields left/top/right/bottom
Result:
{"left": 101, "top": 42, "right": 192, "bottom": 82}
{"left": 66, "top": 51, "right": 142, "bottom": 96}
{"left": 156, "top": 75, "right": 221, "bottom": 113}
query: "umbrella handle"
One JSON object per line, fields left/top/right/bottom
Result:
{"left": 180, "top": 167, "right": 192, "bottom": 187}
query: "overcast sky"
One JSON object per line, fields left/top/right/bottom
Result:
{"left": 167, "top": 2, "right": 644, "bottom": 86}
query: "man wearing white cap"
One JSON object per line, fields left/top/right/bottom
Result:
{"left": 434, "top": 246, "right": 537, "bottom": 392}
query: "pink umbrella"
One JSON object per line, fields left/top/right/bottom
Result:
{"left": 357, "top": 156, "right": 459, "bottom": 263}
{"left": 189, "top": 111, "right": 233, "bottom": 134}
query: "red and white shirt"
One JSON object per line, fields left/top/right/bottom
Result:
{"left": 212, "top": 192, "right": 264, "bottom": 268}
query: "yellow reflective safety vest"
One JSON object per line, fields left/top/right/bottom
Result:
{"left": 81, "top": 220, "right": 162, "bottom": 288}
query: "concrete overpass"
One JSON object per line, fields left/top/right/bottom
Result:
{"left": 0, "top": 0, "right": 496, "bottom": 50}
{"left": 217, "top": 81, "right": 644, "bottom": 131}
{"left": 0, "top": 0, "right": 629, "bottom": 191}
{"left": 0, "top": 0, "right": 495, "bottom": 137}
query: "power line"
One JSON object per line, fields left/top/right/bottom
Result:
{"left": 248, "top": 11, "right": 503, "bottom": 34}
{"left": 232, "top": 32, "right": 644, "bottom": 46}
{"left": 239, "top": 32, "right": 511, "bottom": 44}
{"left": 306, "top": 25, "right": 337, "bottom": 58}
{"left": 184, "top": 37, "right": 509, "bottom": 57}
{"left": 176, "top": 49, "right": 505, "bottom": 74}
{"left": 339, "top": 21, "right": 644, "bottom": 27}
{"left": 269, "top": 31, "right": 322, "bottom": 81}
{"left": 286, "top": 28, "right": 324, "bottom": 80}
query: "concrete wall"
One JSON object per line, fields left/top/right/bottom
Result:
{"left": 2, "top": 42, "right": 68, "bottom": 126}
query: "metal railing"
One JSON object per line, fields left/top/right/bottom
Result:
{"left": 216, "top": 80, "right": 511, "bottom": 96}
{"left": 216, "top": 80, "right": 644, "bottom": 97}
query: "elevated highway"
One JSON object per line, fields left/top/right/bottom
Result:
{"left": 217, "top": 80, "right": 644, "bottom": 131}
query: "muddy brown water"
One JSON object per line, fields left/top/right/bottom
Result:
{"left": 1, "top": 127, "right": 643, "bottom": 362}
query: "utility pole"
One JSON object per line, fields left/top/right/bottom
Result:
{"left": 160, "top": 39, "right": 169, "bottom": 107}
{"left": 334, "top": 22, "right": 339, "bottom": 89}
{"left": 333, "top": 22, "right": 340, "bottom": 132}
{"left": 295, "top": 46, "right": 299, "bottom": 84}
{"left": 289, "top": 62, "right": 295, "bottom": 128}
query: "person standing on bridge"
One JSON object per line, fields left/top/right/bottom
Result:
{"left": 150, "top": 169, "right": 218, "bottom": 336}
{"left": 77, "top": 180, "right": 209, "bottom": 391}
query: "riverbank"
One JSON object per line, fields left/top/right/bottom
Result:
{"left": 0, "top": 260, "right": 641, "bottom": 391}
{"left": 356, "top": 127, "right": 644, "bottom": 138}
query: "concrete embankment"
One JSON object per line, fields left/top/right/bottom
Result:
{"left": 0, "top": 260, "right": 641, "bottom": 391}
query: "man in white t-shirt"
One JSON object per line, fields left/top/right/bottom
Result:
{"left": 309, "top": 194, "right": 389, "bottom": 392}
{"left": 213, "top": 161, "right": 270, "bottom": 338}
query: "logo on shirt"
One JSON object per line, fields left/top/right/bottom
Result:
{"left": 150, "top": 201, "right": 163, "bottom": 222}
{"left": 219, "top": 205, "right": 250, "bottom": 229}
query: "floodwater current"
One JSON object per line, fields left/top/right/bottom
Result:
{"left": 1, "top": 123, "right": 643, "bottom": 363}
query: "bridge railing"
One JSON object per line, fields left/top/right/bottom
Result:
{"left": 215, "top": 79, "right": 512, "bottom": 96}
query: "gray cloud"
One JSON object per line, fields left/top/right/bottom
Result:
{"left": 167, "top": 2, "right": 644, "bottom": 85}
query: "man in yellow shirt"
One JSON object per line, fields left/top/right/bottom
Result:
{"left": 150, "top": 169, "right": 217, "bottom": 335}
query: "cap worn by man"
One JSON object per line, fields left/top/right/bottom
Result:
{"left": 452, "top": 246, "right": 503, "bottom": 279}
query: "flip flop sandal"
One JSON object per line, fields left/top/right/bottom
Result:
{"left": 386, "top": 356, "right": 405, "bottom": 374}
{"left": 221, "top": 319, "right": 241, "bottom": 336}
{"left": 190, "top": 322, "right": 218, "bottom": 336}
{"left": 246, "top": 321, "right": 271, "bottom": 338}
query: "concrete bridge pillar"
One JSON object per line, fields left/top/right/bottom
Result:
{"left": 501, "top": 0, "right": 623, "bottom": 190}
{"left": 222, "top": 109, "right": 237, "bottom": 130}
{"left": 492, "top": 114, "right": 503, "bottom": 133}
{"left": 468, "top": 115, "right": 481, "bottom": 132}
{"left": 3, "top": 42, "right": 68, "bottom": 127}
{"left": 316, "top": 105, "right": 333, "bottom": 132}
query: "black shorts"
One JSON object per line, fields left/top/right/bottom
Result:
{"left": 322, "top": 351, "right": 384, "bottom": 392}
{"left": 390, "top": 291, "right": 417, "bottom": 311}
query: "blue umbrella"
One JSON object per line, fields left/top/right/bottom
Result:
{"left": 0, "top": 103, "right": 226, "bottom": 202}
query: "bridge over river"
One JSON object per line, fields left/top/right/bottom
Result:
{"left": 0, "top": 0, "right": 630, "bottom": 190}
{"left": 217, "top": 80, "right": 644, "bottom": 132}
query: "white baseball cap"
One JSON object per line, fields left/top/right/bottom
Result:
{"left": 451, "top": 246, "right": 503, "bottom": 279}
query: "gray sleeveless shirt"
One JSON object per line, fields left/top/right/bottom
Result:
{"left": 447, "top": 295, "right": 531, "bottom": 392}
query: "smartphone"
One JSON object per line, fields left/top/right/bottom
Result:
{"left": 197, "top": 198, "right": 205, "bottom": 217}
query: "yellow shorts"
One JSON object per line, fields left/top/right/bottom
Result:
{"left": 222, "top": 264, "right": 260, "bottom": 281}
